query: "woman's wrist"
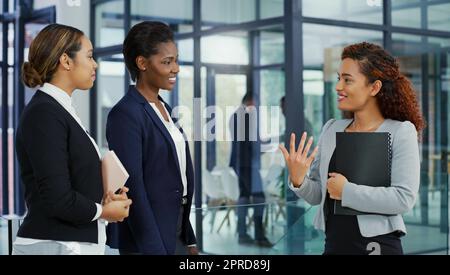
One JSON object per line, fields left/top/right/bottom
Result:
{"left": 291, "top": 174, "right": 305, "bottom": 188}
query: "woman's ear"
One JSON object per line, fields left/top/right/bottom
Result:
{"left": 59, "top": 53, "right": 71, "bottom": 71}
{"left": 370, "top": 80, "right": 382, "bottom": 96}
{"left": 135, "top": 56, "right": 148, "bottom": 71}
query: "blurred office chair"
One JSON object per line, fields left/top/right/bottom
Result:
{"left": 216, "top": 167, "right": 240, "bottom": 233}
{"left": 261, "top": 165, "right": 286, "bottom": 231}
{"left": 202, "top": 170, "right": 226, "bottom": 233}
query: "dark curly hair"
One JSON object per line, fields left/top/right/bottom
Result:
{"left": 123, "top": 21, "right": 174, "bottom": 81}
{"left": 341, "top": 42, "right": 425, "bottom": 133}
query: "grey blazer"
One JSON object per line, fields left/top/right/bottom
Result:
{"left": 289, "top": 119, "right": 420, "bottom": 237}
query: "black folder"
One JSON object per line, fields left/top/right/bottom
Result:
{"left": 334, "top": 132, "right": 392, "bottom": 215}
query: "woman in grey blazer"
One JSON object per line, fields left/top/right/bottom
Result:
{"left": 280, "top": 42, "right": 425, "bottom": 255}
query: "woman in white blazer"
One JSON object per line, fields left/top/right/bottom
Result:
{"left": 280, "top": 42, "right": 425, "bottom": 255}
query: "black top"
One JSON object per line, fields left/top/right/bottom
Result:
{"left": 324, "top": 150, "right": 402, "bottom": 255}
{"left": 15, "top": 91, "right": 103, "bottom": 243}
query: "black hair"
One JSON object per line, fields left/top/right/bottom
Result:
{"left": 123, "top": 21, "right": 174, "bottom": 81}
{"left": 242, "top": 92, "right": 253, "bottom": 104}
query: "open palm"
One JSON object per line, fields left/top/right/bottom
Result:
{"left": 279, "top": 132, "right": 318, "bottom": 187}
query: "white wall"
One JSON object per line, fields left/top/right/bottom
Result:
{"left": 34, "top": 0, "right": 91, "bottom": 131}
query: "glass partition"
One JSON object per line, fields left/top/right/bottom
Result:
{"left": 131, "top": 0, "right": 193, "bottom": 33}
{"left": 95, "top": 0, "right": 124, "bottom": 48}
{"left": 392, "top": 0, "right": 450, "bottom": 32}
{"left": 202, "top": 0, "right": 256, "bottom": 29}
{"left": 303, "top": 0, "right": 383, "bottom": 25}
{"left": 96, "top": 55, "right": 126, "bottom": 151}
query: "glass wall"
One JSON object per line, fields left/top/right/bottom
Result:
{"left": 95, "top": 0, "right": 124, "bottom": 48}
{"left": 392, "top": 0, "right": 450, "bottom": 31}
{"left": 303, "top": 0, "right": 383, "bottom": 24}
{"left": 391, "top": 33, "right": 450, "bottom": 254}
{"left": 131, "top": 0, "right": 193, "bottom": 33}
{"left": 202, "top": 0, "right": 256, "bottom": 29}
{"left": 201, "top": 32, "right": 249, "bottom": 65}
{"left": 96, "top": 55, "right": 126, "bottom": 151}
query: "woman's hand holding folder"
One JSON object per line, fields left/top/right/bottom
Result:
{"left": 101, "top": 187, "right": 132, "bottom": 222}
{"left": 103, "top": 186, "right": 130, "bottom": 205}
{"left": 326, "top": 173, "right": 347, "bottom": 200}
{"left": 279, "top": 132, "right": 318, "bottom": 188}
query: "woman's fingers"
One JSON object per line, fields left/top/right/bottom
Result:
{"left": 279, "top": 144, "right": 289, "bottom": 161}
{"left": 301, "top": 137, "right": 314, "bottom": 159}
{"left": 289, "top": 133, "right": 296, "bottom": 155}
{"left": 297, "top": 132, "right": 307, "bottom": 155}
{"left": 282, "top": 132, "right": 316, "bottom": 165}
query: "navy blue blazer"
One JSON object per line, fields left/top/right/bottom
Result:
{"left": 106, "top": 86, "right": 196, "bottom": 255}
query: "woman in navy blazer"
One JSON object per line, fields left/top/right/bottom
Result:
{"left": 106, "top": 21, "right": 197, "bottom": 255}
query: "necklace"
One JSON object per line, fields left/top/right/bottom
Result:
{"left": 348, "top": 119, "right": 384, "bottom": 132}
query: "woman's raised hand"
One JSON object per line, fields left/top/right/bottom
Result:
{"left": 279, "top": 132, "right": 318, "bottom": 187}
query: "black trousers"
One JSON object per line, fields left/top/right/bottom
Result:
{"left": 323, "top": 214, "right": 403, "bottom": 255}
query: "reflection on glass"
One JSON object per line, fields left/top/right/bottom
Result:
{"left": 176, "top": 65, "right": 194, "bottom": 160}
{"left": 260, "top": 69, "right": 285, "bottom": 149}
{"left": 260, "top": 0, "right": 283, "bottom": 19}
{"left": 96, "top": 56, "right": 125, "bottom": 150}
{"left": 402, "top": 173, "right": 449, "bottom": 254}
{"left": 200, "top": 70, "right": 246, "bottom": 242}
{"left": 201, "top": 32, "right": 249, "bottom": 65}
{"left": 95, "top": 0, "right": 124, "bottom": 47}
{"left": 200, "top": 201, "right": 298, "bottom": 254}
{"left": 392, "top": 1, "right": 450, "bottom": 31}
{"left": 302, "top": 0, "right": 383, "bottom": 24}
{"left": 198, "top": 168, "right": 448, "bottom": 255}
{"left": 303, "top": 23, "right": 382, "bottom": 131}
{"left": 260, "top": 69, "right": 285, "bottom": 202}
{"left": 260, "top": 27, "right": 284, "bottom": 66}
{"left": 178, "top": 39, "right": 193, "bottom": 63}
{"left": 214, "top": 74, "right": 246, "bottom": 167}
{"left": 428, "top": 3, "right": 450, "bottom": 32}
{"left": 131, "top": 0, "right": 193, "bottom": 33}
{"left": 392, "top": 3, "right": 421, "bottom": 29}
{"left": 202, "top": 0, "right": 256, "bottom": 29}
{"left": 303, "top": 70, "right": 324, "bottom": 139}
